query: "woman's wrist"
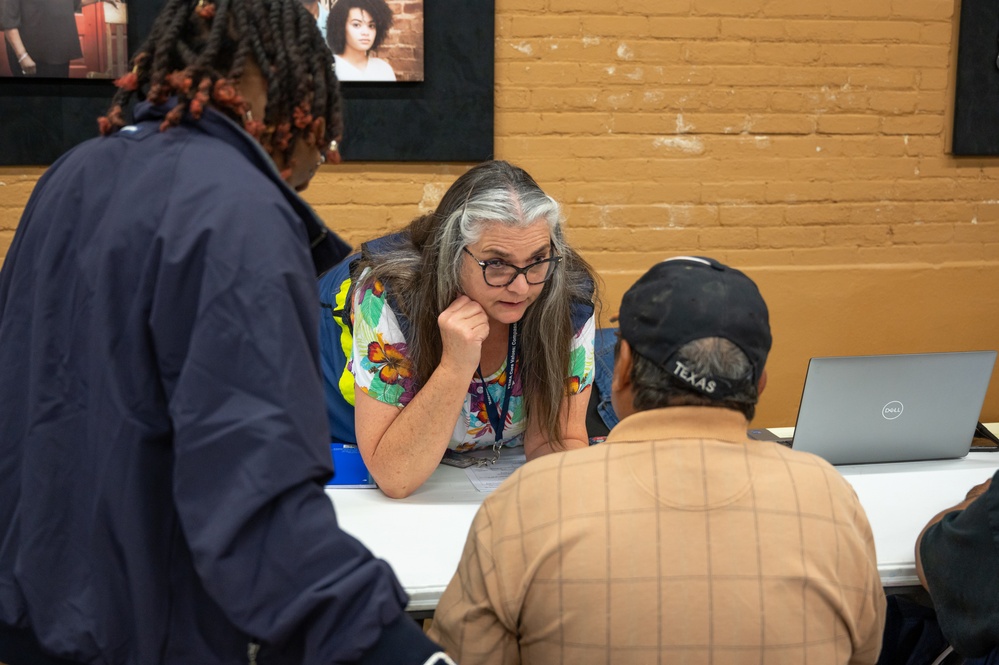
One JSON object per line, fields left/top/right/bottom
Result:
{"left": 436, "top": 352, "right": 479, "bottom": 382}
{"left": 17, "top": 52, "right": 29, "bottom": 63}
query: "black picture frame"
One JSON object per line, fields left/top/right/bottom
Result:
{"left": 953, "top": 0, "right": 999, "bottom": 155}
{"left": 0, "top": 0, "right": 494, "bottom": 165}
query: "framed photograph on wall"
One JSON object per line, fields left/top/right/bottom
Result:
{"left": 0, "top": 1, "right": 129, "bottom": 80}
{"left": 321, "top": 0, "right": 424, "bottom": 83}
{"left": 953, "top": 0, "right": 999, "bottom": 155}
{"left": 0, "top": 0, "right": 493, "bottom": 165}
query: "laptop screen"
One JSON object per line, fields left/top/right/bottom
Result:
{"left": 787, "top": 351, "right": 996, "bottom": 465}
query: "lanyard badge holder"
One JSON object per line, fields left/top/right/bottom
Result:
{"left": 475, "top": 322, "right": 518, "bottom": 467}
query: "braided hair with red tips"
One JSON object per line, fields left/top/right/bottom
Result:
{"left": 99, "top": 0, "right": 341, "bottom": 167}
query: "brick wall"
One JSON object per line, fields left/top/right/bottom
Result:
{"left": 2, "top": 0, "right": 998, "bottom": 424}
{"left": 378, "top": 0, "right": 424, "bottom": 81}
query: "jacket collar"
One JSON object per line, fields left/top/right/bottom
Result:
{"left": 133, "top": 101, "right": 351, "bottom": 275}
{"left": 605, "top": 406, "right": 752, "bottom": 445}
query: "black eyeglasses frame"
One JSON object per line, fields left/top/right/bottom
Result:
{"left": 462, "top": 247, "right": 563, "bottom": 287}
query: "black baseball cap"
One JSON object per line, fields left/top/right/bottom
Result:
{"left": 618, "top": 256, "right": 772, "bottom": 401}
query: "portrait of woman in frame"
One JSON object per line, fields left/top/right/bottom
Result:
{"left": 317, "top": 0, "right": 423, "bottom": 83}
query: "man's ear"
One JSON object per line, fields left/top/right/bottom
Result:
{"left": 757, "top": 367, "right": 768, "bottom": 397}
{"left": 612, "top": 340, "right": 633, "bottom": 393}
{"left": 610, "top": 339, "right": 635, "bottom": 420}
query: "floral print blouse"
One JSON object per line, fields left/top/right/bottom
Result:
{"left": 350, "top": 274, "right": 595, "bottom": 452}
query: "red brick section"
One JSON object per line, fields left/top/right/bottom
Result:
{"left": 377, "top": 0, "right": 424, "bottom": 81}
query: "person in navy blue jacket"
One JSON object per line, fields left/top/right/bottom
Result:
{"left": 0, "top": 1, "right": 451, "bottom": 664}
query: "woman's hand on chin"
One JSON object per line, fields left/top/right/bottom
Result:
{"left": 437, "top": 295, "right": 490, "bottom": 376}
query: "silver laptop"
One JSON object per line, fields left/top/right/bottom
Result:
{"left": 785, "top": 351, "right": 997, "bottom": 465}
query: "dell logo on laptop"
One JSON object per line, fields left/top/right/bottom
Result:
{"left": 882, "top": 401, "right": 904, "bottom": 420}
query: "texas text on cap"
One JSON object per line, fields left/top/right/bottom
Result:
{"left": 618, "top": 256, "right": 772, "bottom": 401}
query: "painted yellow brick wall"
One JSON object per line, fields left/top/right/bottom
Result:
{"left": 2, "top": 0, "right": 998, "bottom": 426}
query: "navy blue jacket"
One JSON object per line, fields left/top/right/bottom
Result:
{"left": 0, "top": 104, "right": 436, "bottom": 664}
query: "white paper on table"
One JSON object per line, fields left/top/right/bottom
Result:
{"left": 464, "top": 447, "right": 527, "bottom": 492}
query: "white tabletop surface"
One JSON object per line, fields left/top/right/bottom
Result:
{"left": 327, "top": 425, "right": 999, "bottom": 611}
{"left": 836, "top": 453, "right": 999, "bottom": 586}
{"left": 327, "top": 464, "right": 484, "bottom": 612}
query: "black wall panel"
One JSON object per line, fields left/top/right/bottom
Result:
{"left": 953, "top": 0, "right": 999, "bottom": 155}
{"left": 0, "top": 1, "right": 493, "bottom": 165}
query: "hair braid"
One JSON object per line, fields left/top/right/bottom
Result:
{"left": 98, "top": 0, "right": 341, "bottom": 167}
{"left": 149, "top": 2, "right": 187, "bottom": 77}
{"left": 197, "top": 0, "right": 230, "bottom": 63}
{"left": 267, "top": 0, "right": 294, "bottom": 159}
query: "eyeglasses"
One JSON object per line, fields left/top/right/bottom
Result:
{"left": 462, "top": 247, "right": 563, "bottom": 287}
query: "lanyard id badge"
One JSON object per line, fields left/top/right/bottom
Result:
{"left": 475, "top": 322, "right": 519, "bottom": 465}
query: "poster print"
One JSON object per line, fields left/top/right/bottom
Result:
{"left": 304, "top": 0, "right": 424, "bottom": 83}
{"left": 1, "top": 1, "right": 128, "bottom": 79}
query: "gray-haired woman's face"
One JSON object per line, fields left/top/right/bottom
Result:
{"left": 458, "top": 220, "right": 554, "bottom": 327}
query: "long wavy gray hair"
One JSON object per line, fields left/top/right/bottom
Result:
{"left": 359, "top": 160, "right": 597, "bottom": 449}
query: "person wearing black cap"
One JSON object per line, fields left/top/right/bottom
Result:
{"left": 430, "top": 256, "right": 886, "bottom": 665}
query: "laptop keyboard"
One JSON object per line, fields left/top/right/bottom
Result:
{"left": 747, "top": 429, "right": 793, "bottom": 448}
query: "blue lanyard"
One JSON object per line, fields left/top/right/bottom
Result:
{"left": 476, "top": 322, "right": 519, "bottom": 442}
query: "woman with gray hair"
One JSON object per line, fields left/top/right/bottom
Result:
{"left": 320, "top": 160, "right": 598, "bottom": 497}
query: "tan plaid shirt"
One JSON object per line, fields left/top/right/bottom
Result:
{"left": 430, "top": 407, "right": 886, "bottom": 664}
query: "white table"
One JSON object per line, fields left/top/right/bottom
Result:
{"left": 327, "top": 464, "right": 483, "bottom": 613}
{"left": 766, "top": 426, "right": 999, "bottom": 587}
{"left": 327, "top": 430, "right": 999, "bottom": 612}
{"left": 836, "top": 454, "right": 999, "bottom": 586}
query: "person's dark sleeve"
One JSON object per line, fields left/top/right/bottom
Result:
{"left": 1, "top": 0, "right": 22, "bottom": 30}
{"left": 919, "top": 470, "right": 999, "bottom": 657}
{"left": 152, "top": 186, "right": 440, "bottom": 663}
